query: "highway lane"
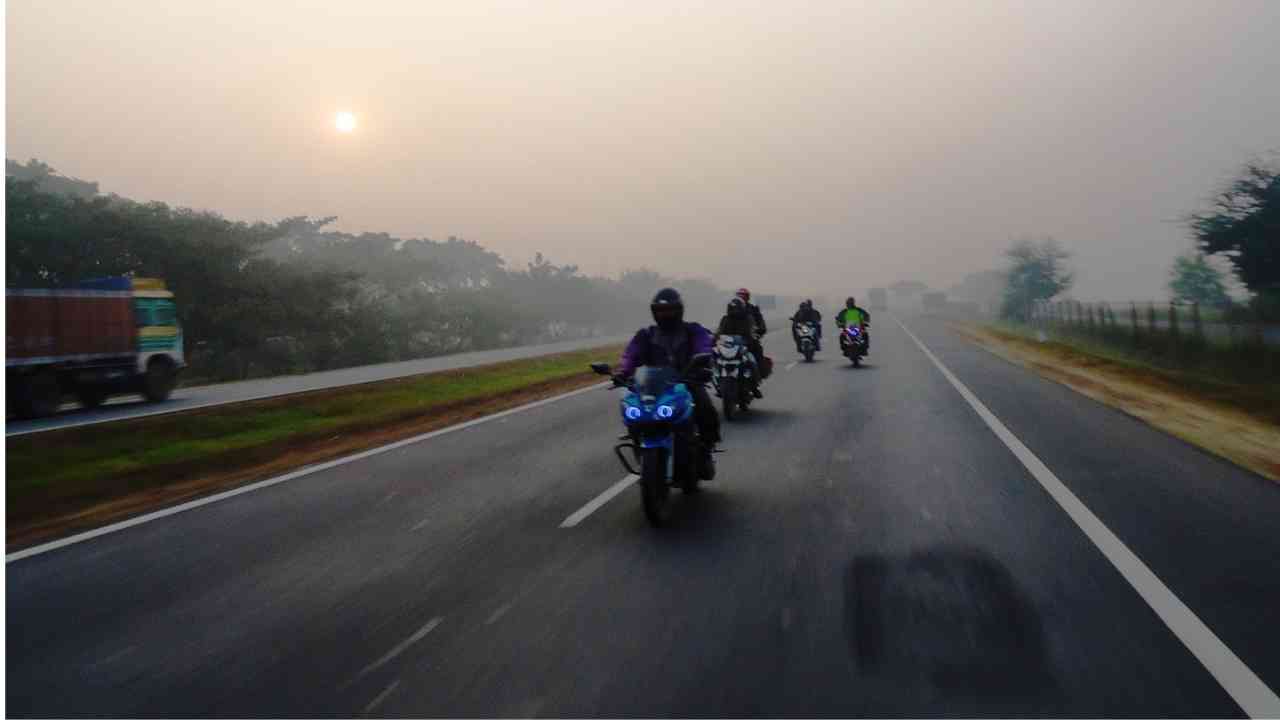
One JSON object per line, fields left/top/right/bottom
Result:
{"left": 5, "top": 333, "right": 631, "bottom": 437}
{"left": 7, "top": 317, "right": 1279, "bottom": 716}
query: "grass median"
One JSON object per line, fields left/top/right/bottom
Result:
{"left": 6, "top": 344, "right": 624, "bottom": 548}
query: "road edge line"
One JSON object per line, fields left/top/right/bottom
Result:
{"left": 7, "top": 382, "right": 609, "bottom": 563}
{"left": 894, "top": 315, "right": 1280, "bottom": 718}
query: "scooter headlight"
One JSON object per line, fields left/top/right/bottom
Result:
{"left": 656, "top": 404, "right": 675, "bottom": 419}
{"left": 624, "top": 406, "right": 643, "bottom": 420}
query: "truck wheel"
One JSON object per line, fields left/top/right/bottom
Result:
{"left": 20, "top": 370, "right": 62, "bottom": 418}
{"left": 76, "top": 385, "right": 109, "bottom": 409}
{"left": 143, "top": 359, "right": 176, "bottom": 402}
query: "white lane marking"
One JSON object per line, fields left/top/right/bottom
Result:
{"left": 895, "top": 316, "right": 1280, "bottom": 719}
{"left": 378, "top": 491, "right": 398, "bottom": 506}
{"left": 410, "top": 518, "right": 430, "bottom": 532}
{"left": 559, "top": 474, "right": 638, "bottom": 528}
{"left": 785, "top": 361, "right": 799, "bottom": 371}
{"left": 355, "top": 617, "right": 443, "bottom": 681}
{"left": 363, "top": 679, "right": 400, "bottom": 716}
{"left": 485, "top": 602, "right": 513, "bottom": 625}
{"left": 8, "top": 382, "right": 610, "bottom": 563}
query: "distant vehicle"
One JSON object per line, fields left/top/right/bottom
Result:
{"left": 923, "top": 291, "right": 947, "bottom": 312}
{"left": 868, "top": 288, "right": 888, "bottom": 311}
{"left": 754, "top": 294, "right": 777, "bottom": 311}
{"left": 795, "top": 321, "right": 819, "bottom": 362}
{"left": 7, "top": 277, "right": 184, "bottom": 418}
{"left": 839, "top": 324, "right": 868, "bottom": 367}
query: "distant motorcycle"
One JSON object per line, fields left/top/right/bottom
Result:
{"left": 794, "top": 321, "right": 819, "bottom": 362}
{"left": 591, "top": 356, "right": 715, "bottom": 527}
{"left": 840, "top": 324, "right": 868, "bottom": 367}
{"left": 712, "top": 334, "right": 758, "bottom": 421}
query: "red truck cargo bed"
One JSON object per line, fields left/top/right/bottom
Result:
{"left": 6, "top": 290, "right": 135, "bottom": 365}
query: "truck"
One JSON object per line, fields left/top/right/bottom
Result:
{"left": 7, "top": 277, "right": 185, "bottom": 418}
{"left": 868, "top": 288, "right": 888, "bottom": 311}
{"left": 922, "top": 291, "right": 947, "bottom": 313}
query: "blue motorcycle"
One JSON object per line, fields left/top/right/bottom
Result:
{"left": 591, "top": 355, "right": 715, "bottom": 526}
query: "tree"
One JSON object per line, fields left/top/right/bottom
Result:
{"left": 1190, "top": 161, "right": 1279, "bottom": 309}
{"left": 1169, "top": 253, "right": 1230, "bottom": 306}
{"left": 5, "top": 158, "right": 98, "bottom": 198}
{"left": 1000, "top": 237, "right": 1073, "bottom": 320}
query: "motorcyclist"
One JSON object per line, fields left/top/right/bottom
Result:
{"left": 717, "top": 296, "right": 765, "bottom": 398}
{"left": 617, "top": 288, "right": 722, "bottom": 448}
{"left": 835, "top": 296, "right": 871, "bottom": 353}
{"left": 735, "top": 288, "right": 767, "bottom": 337}
{"left": 791, "top": 299, "right": 822, "bottom": 352}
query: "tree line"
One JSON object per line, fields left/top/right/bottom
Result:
{"left": 942, "top": 159, "right": 1280, "bottom": 322}
{"left": 6, "top": 161, "right": 731, "bottom": 382}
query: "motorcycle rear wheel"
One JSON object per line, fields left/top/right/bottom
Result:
{"left": 640, "top": 447, "right": 672, "bottom": 526}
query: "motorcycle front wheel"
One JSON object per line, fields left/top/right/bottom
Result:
{"left": 720, "top": 377, "right": 737, "bottom": 421}
{"left": 803, "top": 346, "right": 815, "bottom": 362}
{"left": 640, "top": 447, "right": 672, "bottom": 527}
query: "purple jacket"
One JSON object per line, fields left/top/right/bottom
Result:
{"left": 618, "top": 322, "right": 714, "bottom": 378}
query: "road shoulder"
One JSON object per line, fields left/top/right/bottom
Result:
{"left": 952, "top": 322, "right": 1279, "bottom": 483}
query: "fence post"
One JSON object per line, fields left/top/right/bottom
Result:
{"left": 1131, "top": 302, "right": 1140, "bottom": 343}
{"left": 1147, "top": 302, "right": 1157, "bottom": 334}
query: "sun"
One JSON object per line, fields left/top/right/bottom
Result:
{"left": 334, "top": 111, "right": 357, "bottom": 133}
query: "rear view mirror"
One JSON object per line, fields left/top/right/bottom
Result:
{"left": 590, "top": 362, "right": 612, "bottom": 376}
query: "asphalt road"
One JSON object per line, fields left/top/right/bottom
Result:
{"left": 8, "top": 315, "right": 1279, "bottom": 716}
{"left": 5, "top": 334, "right": 631, "bottom": 437}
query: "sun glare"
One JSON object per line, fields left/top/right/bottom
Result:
{"left": 335, "top": 111, "right": 357, "bottom": 133}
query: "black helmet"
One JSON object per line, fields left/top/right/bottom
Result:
{"left": 727, "top": 296, "right": 747, "bottom": 316}
{"left": 846, "top": 297, "right": 856, "bottom": 309}
{"left": 650, "top": 287, "right": 684, "bottom": 331}
{"left": 803, "top": 299, "right": 813, "bottom": 309}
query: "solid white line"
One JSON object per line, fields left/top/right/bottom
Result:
{"left": 7, "top": 382, "right": 609, "bottom": 563}
{"left": 559, "top": 474, "right": 638, "bottom": 528}
{"left": 894, "top": 316, "right": 1280, "bottom": 719}
{"left": 355, "top": 617, "right": 443, "bottom": 680}
{"left": 410, "top": 518, "right": 430, "bottom": 532}
{"left": 785, "top": 361, "right": 799, "bottom": 371}
{"left": 363, "top": 679, "right": 400, "bottom": 716}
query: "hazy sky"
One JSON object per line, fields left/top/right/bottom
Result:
{"left": 7, "top": 1, "right": 1280, "bottom": 300}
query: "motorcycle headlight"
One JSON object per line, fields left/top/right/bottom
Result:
{"left": 656, "top": 404, "right": 674, "bottom": 419}
{"left": 624, "top": 406, "right": 643, "bottom": 420}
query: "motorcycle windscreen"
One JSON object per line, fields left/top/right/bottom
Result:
{"left": 633, "top": 365, "right": 677, "bottom": 396}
